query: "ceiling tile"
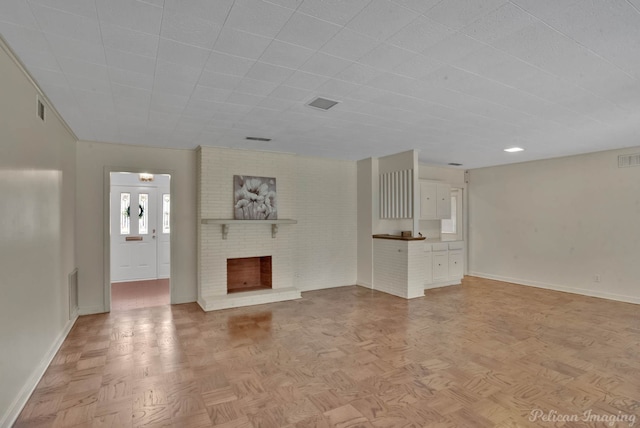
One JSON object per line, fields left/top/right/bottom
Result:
{"left": 226, "top": 91, "right": 265, "bottom": 107}
{"left": 298, "top": 0, "right": 370, "bottom": 25}
{"left": 164, "top": 0, "right": 235, "bottom": 25}
{"left": 204, "top": 51, "right": 255, "bottom": 76}
{"left": 58, "top": 56, "right": 109, "bottom": 81}
{"left": 233, "top": 78, "right": 279, "bottom": 96}
{"left": 283, "top": 70, "right": 329, "bottom": 89}
{"left": 213, "top": 27, "right": 272, "bottom": 60}
{"left": 299, "top": 52, "right": 351, "bottom": 78}
{"left": 109, "top": 67, "right": 154, "bottom": 91}
{"left": 105, "top": 48, "right": 156, "bottom": 76}
{"left": 386, "top": 16, "right": 454, "bottom": 53}
{"left": 422, "top": 32, "right": 487, "bottom": 64}
{"left": 29, "top": 0, "right": 98, "bottom": 19}
{"left": 259, "top": 40, "right": 314, "bottom": 69}
{"left": 198, "top": 70, "right": 242, "bottom": 91}
{"left": 245, "top": 61, "right": 294, "bottom": 84}
{"left": 45, "top": 33, "right": 106, "bottom": 65}
{"left": 424, "top": 0, "right": 509, "bottom": 31}
{"left": 392, "top": 54, "right": 441, "bottom": 79}
{"left": 461, "top": 2, "right": 537, "bottom": 44}
{"left": 191, "top": 85, "right": 232, "bottom": 102}
{"left": 358, "top": 43, "right": 416, "bottom": 73}
{"left": 320, "top": 28, "right": 379, "bottom": 62}
{"left": 390, "top": 0, "right": 441, "bottom": 13}
{"left": 275, "top": 11, "right": 341, "bottom": 50}
{"left": 160, "top": 8, "right": 222, "bottom": 49}
{"left": 267, "top": 85, "right": 311, "bottom": 102}
{"left": 100, "top": 23, "right": 159, "bottom": 57}
{"left": 346, "top": 0, "right": 419, "bottom": 41}
{"left": 157, "top": 38, "right": 211, "bottom": 69}
{"left": 225, "top": 0, "right": 295, "bottom": 38}
{"left": 0, "top": 0, "right": 39, "bottom": 28}
{"left": 333, "top": 63, "right": 384, "bottom": 85}
{"left": 95, "top": 0, "right": 163, "bottom": 35}
{"left": 30, "top": 3, "right": 102, "bottom": 44}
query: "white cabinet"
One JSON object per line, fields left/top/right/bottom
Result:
{"left": 424, "top": 241, "right": 464, "bottom": 289}
{"left": 419, "top": 181, "right": 451, "bottom": 220}
{"left": 432, "top": 251, "right": 449, "bottom": 281}
{"left": 449, "top": 250, "right": 463, "bottom": 278}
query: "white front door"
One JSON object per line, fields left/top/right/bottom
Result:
{"left": 157, "top": 192, "right": 170, "bottom": 279}
{"left": 110, "top": 186, "right": 158, "bottom": 282}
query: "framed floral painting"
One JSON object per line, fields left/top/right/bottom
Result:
{"left": 233, "top": 175, "right": 277, "bottom": 220}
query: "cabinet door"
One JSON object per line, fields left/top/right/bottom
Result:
{"left": 420, "top": 181, "right": 437, "bottom": 219}
{"left": 449, "top": 250, "right": 463, "bottom": 279}
{"left": 436, "top": 183, "right": 451, "bottom": 219}
{"left": 424, "top": 251, "right": 433, "bottom": 286}
{"left": 432, "top": 252, "right": 449, "bottom": 281}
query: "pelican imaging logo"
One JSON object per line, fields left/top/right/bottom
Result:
{"left": 529, "top": 409, "right": 636, "bottom": 426}
{"left": 233, "top": 175, "right": 277, "bottom": 220}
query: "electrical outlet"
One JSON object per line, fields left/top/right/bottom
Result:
{"left": 594, "top": 274, "right": 601, "bottom": 283}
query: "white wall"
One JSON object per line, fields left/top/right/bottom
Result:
{"left": 0, "top": 41, "right": 76, "bottom": 426}
{"left": 75, "top": 141, "right": 197, "bottom": 313}
{"left": 198, "top": 146, "right": 357, "bottom": 300}
{"left": 468, "top": 147, "right": 640, "bottom": 304}
{"left": 357, "top": 158, "right": 374, "bottom": 287}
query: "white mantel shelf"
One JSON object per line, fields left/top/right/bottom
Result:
{"left": 201, "top": 219, "right": 297, "bottom": 239}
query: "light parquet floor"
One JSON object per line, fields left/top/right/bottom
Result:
{"left": 15, "top": 277, "right": 640, "bottom": 427}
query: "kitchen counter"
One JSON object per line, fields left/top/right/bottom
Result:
{"left": 372, "top": 234, "right": 426, "bottom": 241}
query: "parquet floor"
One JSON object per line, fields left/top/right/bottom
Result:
{"left": 15, "top": 277, "right": 640, "bottom": 427}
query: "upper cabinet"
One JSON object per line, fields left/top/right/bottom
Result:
{"left": 420, "top": 180, "right": 451, "bottom": 220}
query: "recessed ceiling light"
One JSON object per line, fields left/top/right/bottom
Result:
{"left": 504, "top": 147, "right": 524, "bottom": 153}
{"left": 245, "top": 137, "right": 272, "bottom": 142}
{"left": 306, "top": 97, "right": 340, "bottom": 111}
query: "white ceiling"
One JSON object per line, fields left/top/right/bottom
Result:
{"left": 1, "top": 0, "right": 640, "bottom": 168}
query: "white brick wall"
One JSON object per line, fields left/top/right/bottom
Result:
{"left": 197, "top": 147, "right": 357, "bottom": 308}
{"left": 373, "top": 239, "right": 425, "bottom": 299}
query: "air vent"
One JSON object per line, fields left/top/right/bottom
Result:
{"left": 448, "top": 163, "right": 463, "bottom": 166}
{"left": 618, "top": 153, "right": 640, "bottom": 168}
{"left": 246, "top": 137, "right": 271, "bottom": 142}
{"left": 37, "top": 97, "right": 45, "bottom": 121}
{"left": 307, "top": 97, "right": 339, "bottom": 111}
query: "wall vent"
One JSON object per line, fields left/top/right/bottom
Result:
{"left": 69, "top": 268, "right": 78, "bottom": 319}
{"left": 37, "top": 97, "right": 45, "bottom": 121}
{"left": 246, "top": 136, "right": 271, "bottom": 142}
{"left": 618, "top": 153, "right": 640, "bottom": 168}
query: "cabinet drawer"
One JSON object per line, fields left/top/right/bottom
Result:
{"left": 448, "top": 242, "right": 464, "bottom": 250}
{"left": 432, "top": 243, "right": 449, "bottom": 252}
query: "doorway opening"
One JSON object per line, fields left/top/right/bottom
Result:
{"left": 109, "top": 172, "right": 171, "bottom": 311}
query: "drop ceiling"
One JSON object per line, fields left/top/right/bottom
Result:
{"left": 1, "top": 0, "right": 640, "bottom": 168}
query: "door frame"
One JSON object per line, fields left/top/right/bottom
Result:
{"left": 103, "top": 166, "right": 175, "bottom": 312}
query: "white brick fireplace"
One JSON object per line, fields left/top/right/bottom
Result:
{"left": 197, "top": 146, "right": 301, "bottom": 311}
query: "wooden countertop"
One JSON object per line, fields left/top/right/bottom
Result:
{"left": 372, "top": 234, "right": 426, "bottom": 241}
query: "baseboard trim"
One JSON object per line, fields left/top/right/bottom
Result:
{"left": 356, "top": 282, "right": 373, "bottom": 289}
{"left": 469, "top": 272, "right": 640, "bottom": 305}
{"left": 77, "top": 305, "right": 105, "bottom": 315}
{"left": 424, "top": 279, "right": 461, "bottom": 290}
{"left": 1, "top": 316, "right": 78, "bottom": 428}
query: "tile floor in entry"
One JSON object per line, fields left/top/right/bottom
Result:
{"left": 111, "top": 279, "right": 170, "bottom": 311}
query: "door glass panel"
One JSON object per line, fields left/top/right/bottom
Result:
{"left": 162, "top": 194, "right": 170, "bottom": 234}
{"left": 139, "top": 193, "right": 148, "bottom": 234}
{"left": 120, "top": 192, "right": 130, "bottom": 235}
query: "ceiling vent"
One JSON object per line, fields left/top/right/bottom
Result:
{"left": 448, "top": 163, "right": 463, "bottom": 166}
{"left": 245, "top": 137, "right": 271, "bottom": 142}
{"left": 618, "top": 153, "right": 640, "bottom": 168}
{"left": 307, "top": 97, "right": 339, "bottom": 111}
